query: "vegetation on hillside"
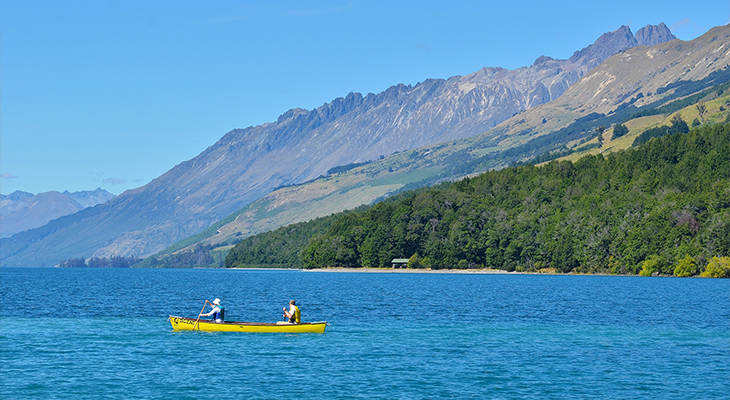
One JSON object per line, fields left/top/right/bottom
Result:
{"left": 633, "top": 114, "right": 690, "bottom": 146}
{"left": 226, "top": 123, "right": 730, "bottom": 276}
{"left": 134, "top": 244, "right": 227, "bottom": 269}
{"left": 224, "top": 213, "right": 341, "bottom": 268}
{"left": 59, "top": 255, "right": 141, "bottom": 268}
{"left": 524, "top": 78, "right": 730, "bottom": 165}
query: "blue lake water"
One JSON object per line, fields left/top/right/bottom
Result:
{"left": 1, "top": 267, "right": 728, "bottom": 399}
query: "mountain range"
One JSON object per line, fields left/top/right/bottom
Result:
{"left": 148, "top": 23, "right": 729, "bottom": 267}
{"left": 0, "top": 22, "right": 700, "bottom": 267}
{"left": 0, "top": 189, "right": 115, "bottom": 238}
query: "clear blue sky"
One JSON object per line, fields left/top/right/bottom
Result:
{"left": 2, "top": 1, "right": 728, "bottom": 196}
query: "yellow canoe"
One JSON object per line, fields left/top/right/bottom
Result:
{"left": 168, "top": 315, "right": 327, "bottom": 333}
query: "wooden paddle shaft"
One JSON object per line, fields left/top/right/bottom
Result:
{"left": 193, "top": 300, "right": 210, "bottom": 331}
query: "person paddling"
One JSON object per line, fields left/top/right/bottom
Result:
{"left": 200, "top": 298, "right": 225, "bottom": 323}
{"left": 283, "top": 300, "right": 300, "bottom": 323}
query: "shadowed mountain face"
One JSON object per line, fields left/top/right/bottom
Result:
{"left": 0, "top": 24, "right": 677, "bottom": 267}
{"left": 0, "top": 188, "right": 115, "bottom": 238}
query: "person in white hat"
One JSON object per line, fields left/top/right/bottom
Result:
{"left": 200, "top": 298, "right": 225, "bottom": 323}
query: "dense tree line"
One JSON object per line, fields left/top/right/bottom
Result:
{"left": 225, "top": 213, "right": 341, "bottom": 268}
{"left": 227, "top": 123, "right": 730, "bottom": 276}
{"left": 633, "top": 115, "right": 689, "bottom": 146}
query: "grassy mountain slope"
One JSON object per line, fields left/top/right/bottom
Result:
{"left": 544, "top": 81, "right": 730, "bottom": 164}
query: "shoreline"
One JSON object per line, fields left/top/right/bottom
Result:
{"left": 303, "top": 267, "right": 567, "bottom": 275}
{"left": 226, "top": 266, "right": 633, "bottom": 276}
{"left": 298, "top": 267, "right": 668, "bottom": 277}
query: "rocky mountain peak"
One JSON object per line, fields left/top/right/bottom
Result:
{"left": 567, "top": 23, "right": 675, "bottom": 68}
{"left": 276, "top": 108, "right": 308, "bottom": 124}
{"left": 569, "top": 25, "right": 638, "bottom": 64}
{"left": 635, "top": 22, "right": 677, "bottom": 46}
{"left": 532, "top": 55, "right": 555, "bottom": 67}
{"left": 62, "top": 188, "right": 116, "bottom": 208}
{"left": 0, "top": 190, "right": 34, "bottom": 202}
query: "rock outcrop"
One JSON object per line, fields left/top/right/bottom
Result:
{"left": 635, "top": 22, "right": 676, "bottom": 47}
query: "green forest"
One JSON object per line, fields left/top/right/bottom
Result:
{"left": 226, "top": 123, "right": 730, "bottom": 277}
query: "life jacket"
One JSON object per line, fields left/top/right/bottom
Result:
{"left": 213, "top": 304, "right": 225, "bottom": 321}
{"left": 291, "top": 305, "right": 300, "bottom": 323}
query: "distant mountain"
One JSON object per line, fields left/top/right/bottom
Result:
{"left": 2, "top": 191, "right": 34, "bottom": 202}
{"left": 0, "top": 24, "right": 677, "bottom": 267}
{"left": 0, "top": 188, "right": 115, "bottom": 238}
{"left": 63, "top": 189, "right": 116, "bottom": 209}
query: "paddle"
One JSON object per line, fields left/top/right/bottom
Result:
{"left": 193, "top": 300, "right": 210, "bottom": 331}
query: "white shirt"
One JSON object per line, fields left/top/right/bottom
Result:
{"left": 202, "top": 305, "right": 221, "bottom": 319}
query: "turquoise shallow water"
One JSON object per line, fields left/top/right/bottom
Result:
{"left": 1, "top": 268, "right": 728, "bottom": 399}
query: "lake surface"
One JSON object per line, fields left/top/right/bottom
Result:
{"left": 1, "top": 268, "right": 728, "bottom": 399}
